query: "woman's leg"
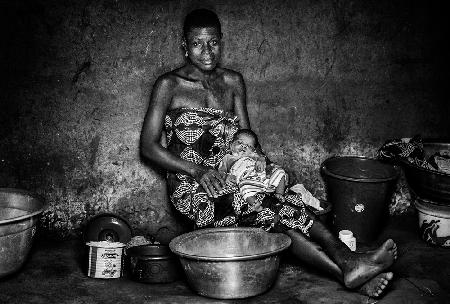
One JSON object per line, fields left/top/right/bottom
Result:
{"left": 306, "top": 218, "right": 397, "bottom": 289}
{"left": 275, "top": 175, "right": 287, "bottom": 195}
{"left": 286, "top": 229, "right": 342, "bottom": 281}
{"left": 285, "top": 211, "right": 397, "bottom": 297}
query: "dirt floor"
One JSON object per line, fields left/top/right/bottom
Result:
{"left": 0, "top": 212, "right": 449, "bottom": 304}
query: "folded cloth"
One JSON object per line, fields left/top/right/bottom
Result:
{"left": 377, "top": 135, "right": 426, "bottom": 161}
{"left": 289, "top": 183, "right": 322, "bottom": 210}
{"left": 125, "top": 236, "right": 154, "bottom": 251}
{"left": 377, "top": 135, "right": 434, "bottom": 171}
{"left": 430, "top": 154, "right": 450, "bottom": 174}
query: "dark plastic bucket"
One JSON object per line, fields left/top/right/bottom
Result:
{"left": 321, "top": 156, "right": 399, "bottom": 244}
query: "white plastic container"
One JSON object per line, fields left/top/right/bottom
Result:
{"left": 86, "top": 241, "right": 126, "bottom": 278}
{"left": 339, "top": 230, "right": 356, "bottom": 251}
{"left": 414, "top": 198, "right": 450, "bottom": 247}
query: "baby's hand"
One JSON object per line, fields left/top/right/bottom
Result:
{"left": 266, "top": 163, "right": 280, "bottom": 174}
{"left": 225, "top": 174, "right": 237, "bottom": 185}
{"left": 255, "top": 156, "right": 266, "bottom": 172}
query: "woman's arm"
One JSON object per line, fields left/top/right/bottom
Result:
{"left": 141, "top": 75, "right": 196, "bottom": 175}
{"left": 140, "top": 75, "right": 226, "bottom": 197}
{"left": 232, "top": 72, "right": 251, "bottom": 129}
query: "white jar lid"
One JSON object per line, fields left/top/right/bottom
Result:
{"left": 86, "top": 241, "right": 126, "bottom": 248}
{"left": 339, "top": 230, "right": 354, "bottom": 240}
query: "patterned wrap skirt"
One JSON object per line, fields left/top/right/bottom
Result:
{"left": 164, "top": 107, "right": 314, "bottom": 236}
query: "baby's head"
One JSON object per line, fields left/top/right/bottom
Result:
{"left": 230, "top": 129, "right": 259, "bottom": 156}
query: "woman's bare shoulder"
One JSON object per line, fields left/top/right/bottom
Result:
{"left": 154, "top": 69, "right": 183, "bottom": 88}
{"left": 220, "top": 68, "right": 244, "bottom": 83}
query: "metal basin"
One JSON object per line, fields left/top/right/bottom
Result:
{"left": 402, "top": 141, "right": 450, "bottom": 205}
{"left": 0, "top": 188, "right": 45, "bottom": 278}
{"left": 169, "top": 227, "right": 291, "bottom": 299}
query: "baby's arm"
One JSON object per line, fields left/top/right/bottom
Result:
{"left": 247, "top": 151, "right": 267, "bottom": 172}
{"left": 225, "top": 174, "right": 237, "bottom": 185}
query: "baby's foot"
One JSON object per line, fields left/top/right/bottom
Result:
{"left": 343, "top": 239, "right": 397, "bottom": 289}
{"left": 358, "top": 272, "right": 393, "bottom": 298}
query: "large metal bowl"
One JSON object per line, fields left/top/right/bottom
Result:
{"left": 402, "top": 141, "right": 450, "bottom": 205}
{"left": 169, "top": 227, "right": 291, "bottom": 299}
{"left": 0, "top": 188, "right": 45, "bottom": 278}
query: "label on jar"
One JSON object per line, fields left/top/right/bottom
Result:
{"left": 354, "top": 204, "right": 365, "bottom": 213}
{"left": 339, "top": 230, "right": 356, "bottom": 252}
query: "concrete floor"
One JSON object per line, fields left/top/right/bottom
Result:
{"left": 0, "top": 212, "right": 449, "bottom": 304}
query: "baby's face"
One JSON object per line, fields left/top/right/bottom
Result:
{"left": 230, "top": 133, "right": 256, "bottom": 157}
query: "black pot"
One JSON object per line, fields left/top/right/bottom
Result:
{"left": 126, "top": 244, "right": 181, "bottom": 283}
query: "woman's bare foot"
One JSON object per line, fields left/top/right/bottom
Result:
{"left": 343, "top": 239, "right": 397, "bottom": 289}
{"left": 366, "top": 241, "right": 398, "bottom": 260}
{"left": 358, "top": 272, "right": 393, "bottom": 297}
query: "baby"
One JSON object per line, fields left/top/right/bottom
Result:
{"left": 218, "top": 129, "right": 288, "bottom": 211}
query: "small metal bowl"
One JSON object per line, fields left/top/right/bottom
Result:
{"left": 126, "top": 244, "right": 181, "bottom": 283}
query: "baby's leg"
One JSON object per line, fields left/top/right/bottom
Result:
{"left": 275, "top": 175, "right": 287, "bottom": 195}
{"left": 267, "top": 167, "right": 288, "bottom": 197}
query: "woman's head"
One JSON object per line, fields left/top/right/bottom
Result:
{"left": 182, "top": 9, "right": 222, "bottom": 71}
{"left": 183, "top": 8, "right": 222, "bottom": 39}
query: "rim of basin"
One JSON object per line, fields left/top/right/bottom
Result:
{"left": 0, "top": 188, "right": 46, "bottom": 225}
{"left": 169, "top": 227, "right": 292, "bottom": 261}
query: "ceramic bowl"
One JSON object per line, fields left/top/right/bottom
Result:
{"left": 414, "top": 198, "right": 450, "bottom": 247}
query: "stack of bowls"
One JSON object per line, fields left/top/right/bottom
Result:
{"left": 401, "top": 140, "right": 450, "bottom": 247}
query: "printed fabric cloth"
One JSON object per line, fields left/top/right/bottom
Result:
{"left": 164, "top": 107, "right": 314, "bottom": 235}
{"left": 377, "top": 135, "right": 450, "bottom": 174}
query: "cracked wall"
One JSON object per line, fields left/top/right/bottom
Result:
{"left": 1, "top": 0, "right": 448, "bottom": 241}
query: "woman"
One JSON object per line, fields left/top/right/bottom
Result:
{"left": 140, "top": 8, "right": 396, "bottom": 297}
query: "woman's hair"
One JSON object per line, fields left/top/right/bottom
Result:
{"left": 233, "top": 129, "right": 260, "bottom": 150}
{"left": 183, "top": 8, "right": 222, "bottom": 38}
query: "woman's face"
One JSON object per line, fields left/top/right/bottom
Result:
{"left": 185, "top": 26, "right": 222, "bottom": 71}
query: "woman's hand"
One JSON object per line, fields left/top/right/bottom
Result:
{"left": 193, "top": 166, "right": 227, "bottom": 198}
{"left": 225, "top": 174, "right": 237, "bottom": 185}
